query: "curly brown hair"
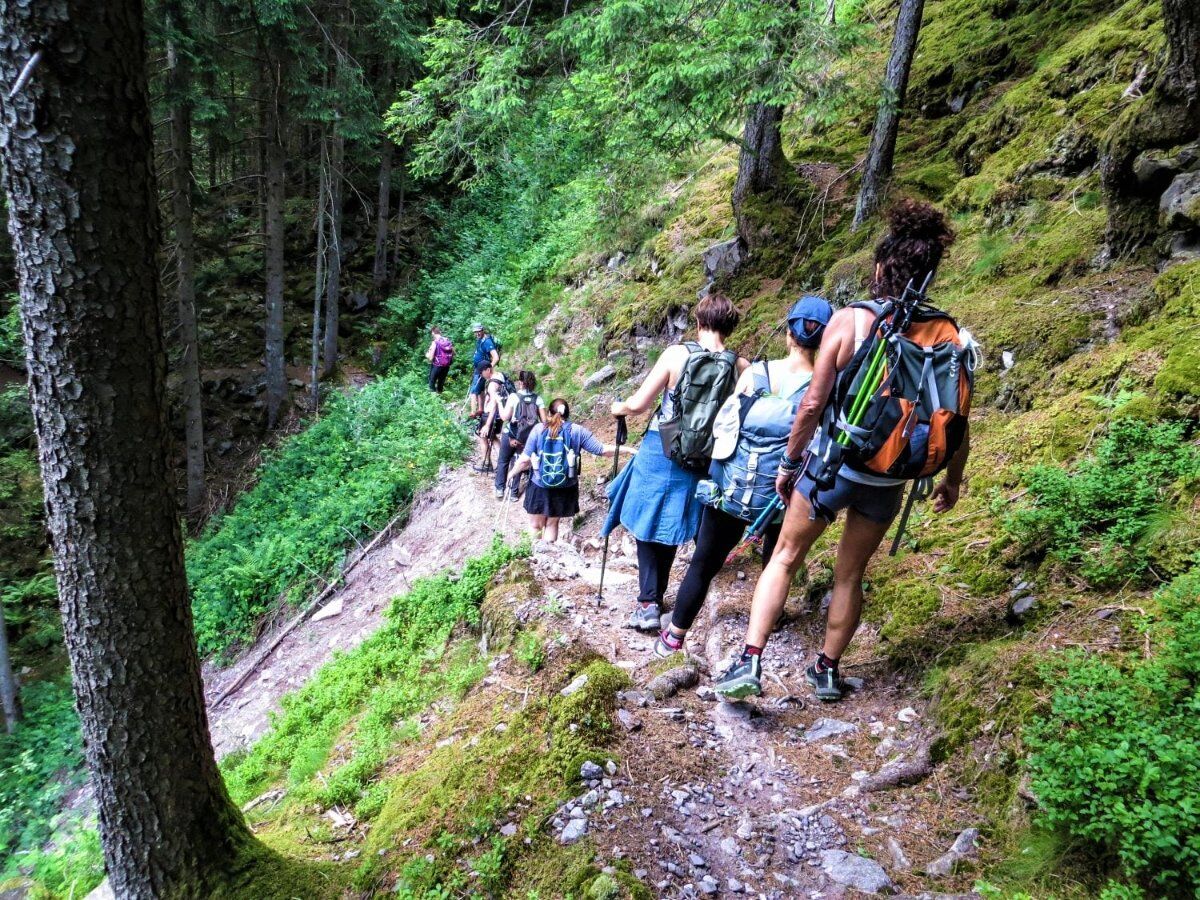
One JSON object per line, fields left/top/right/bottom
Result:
{"left": 870, "top": 199, "right": 956, "bottom": 300}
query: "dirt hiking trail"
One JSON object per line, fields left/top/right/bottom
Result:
{"left": 205, "top": 459, "right": 983, "bottom": 898}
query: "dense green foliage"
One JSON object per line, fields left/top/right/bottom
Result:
{"left": 188, "top": 376, "right": 469, "bottom": 655}
{"left": 1026, "top": 568, "right": 1200, "bottom": 894}
{"left": 1002, "top": 419, "right": 1199, "bottom": 586}
{"left": 0, "top": 680, "right": 85, "bottom": 873}
{"left": 223, "top": 539, "right": 523, "bottom": 812}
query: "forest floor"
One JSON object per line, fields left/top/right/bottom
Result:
{"left": 205, "top": 439, "right": 985, "bottom": 898}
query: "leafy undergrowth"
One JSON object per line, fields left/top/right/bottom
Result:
{"left": 1024, "top": 569, "right": 1200, "bottom": 898}
{"left": 0, "top": 679, "right": 85, "bottom": 885}
{"left": 188, "top": 375, "right": 469, "bottom": 656}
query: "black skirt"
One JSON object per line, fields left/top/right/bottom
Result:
{"left": 524, "top": 482, "right": 580, "bottom": 518}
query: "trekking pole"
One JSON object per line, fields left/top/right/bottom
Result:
{"left": 499, "top": 482, "right": 513, "bottom": 536}
{"left": 595, "top": 415, "right": 628, "bottom": 607}
{"left": 724, "top": 495, "right": 783, "bottom": 565}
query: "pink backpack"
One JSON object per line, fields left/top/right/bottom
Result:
{"left": 433, "top": 336, "right": 454, "bottom": 367}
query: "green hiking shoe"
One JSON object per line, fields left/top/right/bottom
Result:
{"left": 805, "top": 662, "right": 846, "bottom": 702}
{"left": 714, "top": 654, "right": 762, "bottom": 700}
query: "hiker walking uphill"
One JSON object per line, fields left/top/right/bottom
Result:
{"left": 494, "top": 370, "right": 547, "bottom": 500}
{"left": 425, "top": 326, "right": 455, "bottom": 393}
{"left": 714, "top": 200, "right": 976, "bottom": 702}
{"left": 468, "top": 322, "right": 500, "bottom": 418}
{"left": 655, "top": 295, "right": 833, "bottom": 658}
{"left": 473, "top": 362, "right": 509, "bottom": 473}
{"left": 603, "top": 294, "right": 749, "bottom": 633}
{"left": 511, "top": 398, "right": 617, "bottom": 542}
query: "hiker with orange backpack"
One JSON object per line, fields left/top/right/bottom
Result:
{"left": 714, "top": 200, "right": 978, "bottom": 702}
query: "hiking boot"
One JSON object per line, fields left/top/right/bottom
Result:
{"left": 473, "top": 462, "right": 494, "bottom": 474}
{"left": 494, "top": 488, "right": 505, "bottom": 500}
{"left": 714, "top": 653, "right": 762, "bottom": 700}
{"left": 627, "top": 603, "right": 661, "bottom": 632}
{"left": 654, "top": 629, "right": 685, "bottom": 659}
{"left": 510, "top": 490, "right": 521, "bottom": 502}
{"left": 805, "top": 662, "right": 847, "bottom": 702}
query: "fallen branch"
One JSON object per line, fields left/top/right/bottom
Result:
{"left": 860, "top": 736, "right": 938, "bottom": 793}
{"left": 210, "top": 505, "right": 411, "bottom": 708}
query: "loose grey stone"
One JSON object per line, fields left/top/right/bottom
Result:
{"left": 617, "top": 708, "right": 641, "bottom": 731}
{"left": 561, "top": 674, "right": 589, "bottom": 697}
{"left": 925, "top": 827, "right": 980, "bottom": 877}
{"left": 689, "top": 852, "right": 707, "bottom": 868}
{"left": 560, "top": 818, "right": 587, "bottom": 844}
{"left": 583, "top": 365, "right": 617, "bottom": 389}
{"left": 820, "top": 850, "right": 893, "bottom": 894}
{"left": 499, "top": 823, "right": 518, "bottom": 837}
{"left": 699, "top": 875, "right": 720, "bottom": 895}
{"left": 580, "top": 761, "right": 603, "bottom": 781}
{"left": 803, "top": 718, "right": 858, "bottom": 743}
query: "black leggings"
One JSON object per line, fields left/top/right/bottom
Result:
{"left": 671, "top": 505, "right": 781, "bottom": 632}
{"left": 428, "top": 364, "right": 449, "bottom": 393}
{"left": 636, "top": 540, "right": 678, "bottom": 606}
{"left": 494, "top": 433, "right": 528, "bottom": 496}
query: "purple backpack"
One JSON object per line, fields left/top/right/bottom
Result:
{"left": 433, "top": 337, "right": 454, "bottom": 367}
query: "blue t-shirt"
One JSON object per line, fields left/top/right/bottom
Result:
{"left": 473, "top": 335, "right": 498, "bottom": 367}
{"left": 522, "top": 422, "right": 604, "bottom": 488}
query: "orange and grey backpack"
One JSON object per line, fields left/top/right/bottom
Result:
{"left": 804, "top": 288, "right": 976, "bottom": 545}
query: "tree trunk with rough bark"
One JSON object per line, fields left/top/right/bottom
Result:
{"left": 0, "top": 596, "right": 19, "bottom": 733}
{"left": 166, "top": 2, "right": 206, "bottom": 527}
{"left": 322, "top": 130, "right": 343, "bottom": 379}
{"left": 392, "top": 144, "right": 406, "bottom": 275}
{"left": 731, "top": 102, "right": 788, "bottom": 256}
{"left": 372, "top": 140, "right": 393, "bottom": 300}
{"left": 853, "top": 0, "right": 926, "bottom": 230}
{"left": 1101, "top": 0, "right": 1200, "bottom": 254}
{"left": 311, "top": 137, "right": 330, "bottom": 405}
{"left": 260, "top": 56, "right": 288, "bottom": 428}
{"left": 0, "top": 0, "right": 254, "bottom": 893}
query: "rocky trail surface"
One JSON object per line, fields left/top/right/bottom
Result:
{"left": 203, "top": 455, "right": 984, "bottom": 898}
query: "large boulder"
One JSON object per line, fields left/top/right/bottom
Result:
{"left": 702, "top": 238, "right": 743, "bottom": 281}
{"left": 1160, "top": 171, "right": 1200, "bottom": 231}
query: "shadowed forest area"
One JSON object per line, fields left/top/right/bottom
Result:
{"left": 0, "top": 0, "right": 1197, "bottom": 897}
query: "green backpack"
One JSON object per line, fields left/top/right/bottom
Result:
{"left": 658, "top": 342, "right": 740, "bottom": 473}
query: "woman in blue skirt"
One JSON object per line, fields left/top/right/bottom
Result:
{"left": 605, "top": 294, "right": 748, "bottom": 632}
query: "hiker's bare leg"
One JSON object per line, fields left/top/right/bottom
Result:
{"left": 823, "top": 508, "right": 891, "bottom": 659}
{"left": 745, "top": 494, "right": 829, "bottom": 648}
{"left": 544, "top": 517, "right": 560, "bottom": 542}
{"left": 528, "top": 513, "right": 546, "bottom": 539}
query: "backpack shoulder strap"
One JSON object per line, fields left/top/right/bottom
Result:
{"left": 751, "top": 360, "right": 771, "bottom": 394}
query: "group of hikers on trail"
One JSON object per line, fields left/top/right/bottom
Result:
{"left": 428, "top": 199, "right": 978, "bottom": 704}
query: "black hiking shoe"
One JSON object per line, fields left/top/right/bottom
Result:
{"left": 473, "top": 462, "right": 494, "bottom": 474}
{"left": 714, "top": 653, "right": 762, "bottom": 699}
{"left": 805, "top": 662, "right": 847, "bottom": 702}
{"left": 627, "top": 603, "right": 661, "bottom": 632}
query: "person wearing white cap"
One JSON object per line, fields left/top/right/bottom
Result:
{"left": 654, "top": 296, "right": 833, "bottom": 658}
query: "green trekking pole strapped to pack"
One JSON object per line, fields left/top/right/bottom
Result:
{"left": 595, "top": 415, "right": 628, "bottom": 607}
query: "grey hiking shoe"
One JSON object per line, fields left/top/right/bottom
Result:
{"left": 805, "top": 662, "right": 847, "bottom": 702}
{"left": 494, "top": 488, "right": 505, "bottom": 500}
{"left": 627, "top": 603, "right": 661, "bottom": 632}
{"left": 714, "top": 654, "right": 762, "bottom": 700}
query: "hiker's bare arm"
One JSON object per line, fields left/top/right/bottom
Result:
{"left": 734, "top": 364, "right": 755, "bottom": 396}
{"left": 425, "top": 341, "right": 434, "bottom": 362}
{"left": 933, "top": 423, "right": 970, "bottom": 513}
{"left": 735, "top": 355, "right": 750, "bottom": 376}
{"left": 489, "top": 347, "right": 499, "bottom": 366}
{"left": 499, "top": 396, "right": 515, "bottom": 423}
{"left": 611, "top": 345, "right": 683, "bottom": 416}
{"left": 783, "top": 309, "right": 854, "bottom": 462}
{"left": 512, "top": 455, "right": 531, "bottom": 475}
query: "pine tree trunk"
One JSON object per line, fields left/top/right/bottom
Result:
{"left": 0, "top": 596, "right": 20, "bottom": 733}
{"left": 1101, "top": 0, "right": 1200, "bottom": 253}
{"left": 853, "top": 0, "right": 927, "bottom": 230}
{"left": 372, "top": 140, "right": 393, "bottom": 300}
{"left": 311, "top": 138, "right": 329, "bottom": 405}
{"left": 0, "top": 0, "right": 253, "bottom": 893}
{"left": 392, "top": 145, "right": 406, "bottom": 275}
{"left": 731, "top": 102, "right": 788, "bottom": 255}
{"left": 261, "top": 59, "right": 288, "bottom": 428}
{"left": 322, "top": 130, "right": 343, "bottom": 379}
{"left": 166, "top": 4, "right": 206, "bottom": 528}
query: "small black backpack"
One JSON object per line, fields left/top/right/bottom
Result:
{"left": 510, "top": 391, "right": 541, "bottom": 448}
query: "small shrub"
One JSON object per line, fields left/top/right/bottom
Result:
{"left": 1003, "top": 419, "right": 1199, "bottom": 586}
{"left": 1025, "top": 568, "right": 1200, "bottom": 894}
{"left": 515, "top": 631, "right": 545, "bottom": 673}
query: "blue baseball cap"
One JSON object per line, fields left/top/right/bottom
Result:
{"left": 787, "top": 295, "right": 833, "bottom": 347}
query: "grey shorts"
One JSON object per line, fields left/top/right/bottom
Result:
{"left": 795, "top": 471, "right": 904, "bottom": 524}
